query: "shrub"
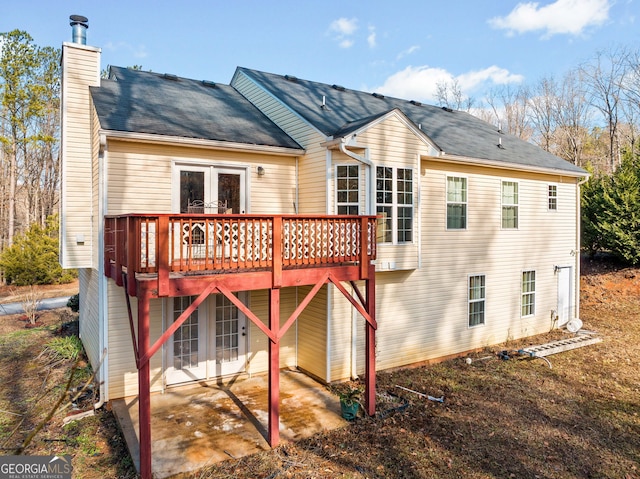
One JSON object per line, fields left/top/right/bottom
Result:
{"left": 0, "top": 214, "right": 77, "bottom": 286}
{"left": 67, "top": 293, "right": 80, "bottom": 313}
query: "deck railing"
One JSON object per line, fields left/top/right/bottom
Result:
{"left": 105, "top": 214, "right": 377, "bottom": 279}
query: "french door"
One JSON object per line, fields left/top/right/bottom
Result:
{"left": 174, "top": 164, "right": 246, "bottom": 214}
{"left": 166, "top": 293, "right": 248, "bottom": 385}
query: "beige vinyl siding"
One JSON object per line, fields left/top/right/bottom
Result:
{"left": 60, "top": 43, "right": 100, "bottom": 268}
{"left": 106, "top": 141, "right": 297, "bottom": 214}
{"left": 245, "top": 288, "right": 298, "bottom": 374}
{"left": 351, "top": 114, "right": 428, "bottom": 270}
{"left": 327, "top": 160, "right": 580, "bottom": 381}
{"left": 297, "top": 285, "right": 328, "bottom": 380}
{"left": 232, "top": 70, "right": 328, "bottom": 214}
{"left": 106, "top": 281, "right": 164, "bottom": 399}
{"left": 78, "top": 268, "right": 101, "bottom": 369}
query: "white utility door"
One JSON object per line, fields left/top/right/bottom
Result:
{"left": 166, "top": 296, "right": 208, "bottom": 384}
{"left": 210, "top": 293, "right": 247, "bottom": 376}
{"left": 556, "top": 266, "right": 572, "bottom": 327}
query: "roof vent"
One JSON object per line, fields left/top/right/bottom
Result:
{"left": 202, "top": 80, "right": 217, "bottom": 88}
{"left": 163, "top": 73, "right": 178, "bottom": 81}
{"left": 284, "top": 74, "right": 298, "bottom": 82}
{"left": 441, "top": 106, "right": 453, "bottom": 113}
{"left": 497, "top": 137, "right": 505, "bottom": 149}
{"left": 69, "top": 15, "right": 88, "bottom": 45}
{"left": 332, "top": 84, "right": 345, "bottom": 91}
{"left": 410, "top": 100, "right": 422, "bottom": 106}
{"left": 372, "top": 92, "right": 385, "bottom": 99}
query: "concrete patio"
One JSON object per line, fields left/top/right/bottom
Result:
{"left": 111, "top": 369, "right": 348, "bottom": 478}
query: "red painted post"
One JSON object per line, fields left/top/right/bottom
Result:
{"left": 365, "top": 262, "right": 376, "bottom": 416}
{"left": 272, "top": 216, "right": 282, "bottom": 288}
{"left": 157, "top": 216, "right": 169, "bottom": 297}
{"left": 137, "top": 292, "right": 153, "bottom": 479}
{"left": 268, "top": 287, "right": 280, "bottom": 447}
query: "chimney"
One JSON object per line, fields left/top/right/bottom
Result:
{"left": 69, "top": 15, "right": 88, "bottom": 45}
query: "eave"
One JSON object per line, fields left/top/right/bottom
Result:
{"left": 99, "top": 129, "right": 306, "bottom": 157}
{"left": 427, "top": 153, "right": 589, "bottom": 179}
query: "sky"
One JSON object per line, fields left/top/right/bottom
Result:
{"left": 2, "top": 0, "right": 639, "bottom": 104}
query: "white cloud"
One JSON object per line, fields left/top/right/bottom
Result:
{"left": 488, "top": 0, "right": 611, "bottom": 37}
{"left": 330, "top": 17, "right": 358, "bottom": 36}
{"left": 373, "top": 65, "right": 524, "bottom": 102}
{"left": 396, "top": 45, "right": 420, "bottom": 60}
{"left": 367, "top": 26, "right": 377, "bottom": 48}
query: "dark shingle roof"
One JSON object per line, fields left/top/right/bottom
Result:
{"left": 237, "top": 68, "right": 586, "bottom": 175}
{"left": 90, "top": 66, "right": 302, "bottom": 150}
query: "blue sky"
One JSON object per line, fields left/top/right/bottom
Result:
{"left": 2, "top": 0, "right": 639, "bottom": 103}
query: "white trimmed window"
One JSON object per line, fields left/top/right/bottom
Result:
{"left": 468, "top": 275, "right": 486, "bottom": 327}
{"left": 548, "top": 184, "right": 557, "bottom": 211}
{"left": 336, "top": 165, "right": 359, "bottom": 215}
{"left": 502, "top": 181, "right": 519, "bottom": 229}
{"left": 376, "top": 166, "right": 413, "bottom": 243}
{"left": 521, "top": 270, "right": 536, "bottom": 317}
{"left": 447, "top": 176, "right": 467, "bottom": 229}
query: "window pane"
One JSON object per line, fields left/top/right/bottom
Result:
{"left": 521, "top": 271, "right": 535, "bottom": 316}
{"left": 337, "top": 165, "right": 359, "bottom": 214}
{"left": 447, "top": 204, "right": 467, "bottom": 229}
{"left": 397, "top": 206, "right": 412, "bottom": 243}
{"left": 376, "top": 206, "right": 392, "bottom": 243}
{"left": 468, "top": 275, "right": 485, "bottom": 326}
{"left": 548, "top": 185, "right": 557, "bottom": 210}
{"left": 502, "top": 206, "right": 518, "bottom": 229}
{"left": 180, "top": 171, "right": 205, "bottom": 213}
{"left": 447, "top": 177, "right": 467, "bottom": 230}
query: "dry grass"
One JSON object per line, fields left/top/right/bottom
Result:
{"left": 0, "top": 259, "right": 638, "bottom": 479}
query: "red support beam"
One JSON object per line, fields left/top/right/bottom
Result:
{"left": 268, "top": 288, "right": 280, "bottom": 447}
{"left": 365, "top": 263, "right": 376, "bottom": 416}
{"left": 137, "top": 291, "right": 153, "bottom": 479}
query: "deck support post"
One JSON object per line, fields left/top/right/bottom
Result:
{"left": 137, "top": 291, "right": 153, "bottom": 479}
{"left": 268, "top": 288, "right": 281, "bottom": 447}
{"left": 365, "top": 263, "right": 376, "bottom": 416}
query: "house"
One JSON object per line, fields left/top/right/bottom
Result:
{"left": 60, "top": 17, "right": 587, "bottom": 479}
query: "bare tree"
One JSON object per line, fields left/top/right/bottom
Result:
{"left": 435, "top": 78, "right": 474, "bottom": 112}
{"left": 528, "top": 76, "right": 559, "bottom": 152}
{"left": 580, "top": 46, "right": 629, "bottom": 172}
{"left": 485, "top": 85, "right": 532, "bottom": 141}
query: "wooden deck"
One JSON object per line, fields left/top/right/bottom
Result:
{"left": 104, "top": 214, "right": 378, "bottom": 297}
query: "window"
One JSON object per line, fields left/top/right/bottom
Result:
{"left": 502, "top": 181, "right": 519, "bottom": 229}
{"left": 521, "top": 270, "right": 536, "bottom": 317}
{"left": 336, "top": 165, "right": 359, "bottom": 215}
{"left": 447, "top": 176, "right": 467, "bottom": 229}
{"left": 376, "top": 166, "right": 413, "bottom": 243}
{"left": 468, "top": 275, "right": 485, "bottom": 327}
{"left": 397, "top": 168, "right": 413, "bottom": 242}
{"left": 548, "top": 185, "right": 557, "bottom": 211}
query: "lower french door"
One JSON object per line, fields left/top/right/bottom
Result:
{"left": 165, "top": 293, "right": 247, "bottom": 385}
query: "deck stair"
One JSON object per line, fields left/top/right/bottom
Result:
{"left": 520, "top": 332, "right": 602, "bottom": 358}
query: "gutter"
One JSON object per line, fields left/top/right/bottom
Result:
{"left": 100, "top": 130, "right": 305, "bottom": 157}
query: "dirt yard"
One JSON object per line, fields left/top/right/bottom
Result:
{"left": 0, "top": 259, "right": 638, "bottom": 479}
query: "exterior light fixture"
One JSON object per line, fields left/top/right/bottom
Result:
{"left": 257, "top": 166, "right": 265, "bottom": 177}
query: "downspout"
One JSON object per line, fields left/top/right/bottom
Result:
{"left": 337, "top": 139, "right": 374, "bottom": 379}
{"left": 95, "top": 133, "right": 108, "bottom": 410}
{"left": 575, "top": 175, "right": 589, "bottom": 321}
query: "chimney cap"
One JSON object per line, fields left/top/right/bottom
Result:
{"left": 69, "top": 15, "right": 88, "bottom": 26}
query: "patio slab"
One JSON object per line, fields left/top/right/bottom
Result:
{"left": 111, "top": 369, "right": 347, "bottom": 478}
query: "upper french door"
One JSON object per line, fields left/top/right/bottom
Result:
{"left": 173, "top": 163, "right": 246, "bottom": 214}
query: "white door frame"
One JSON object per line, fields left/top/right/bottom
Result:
{"left": 556, "top": 265, "right": 573, "bottom": 327}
